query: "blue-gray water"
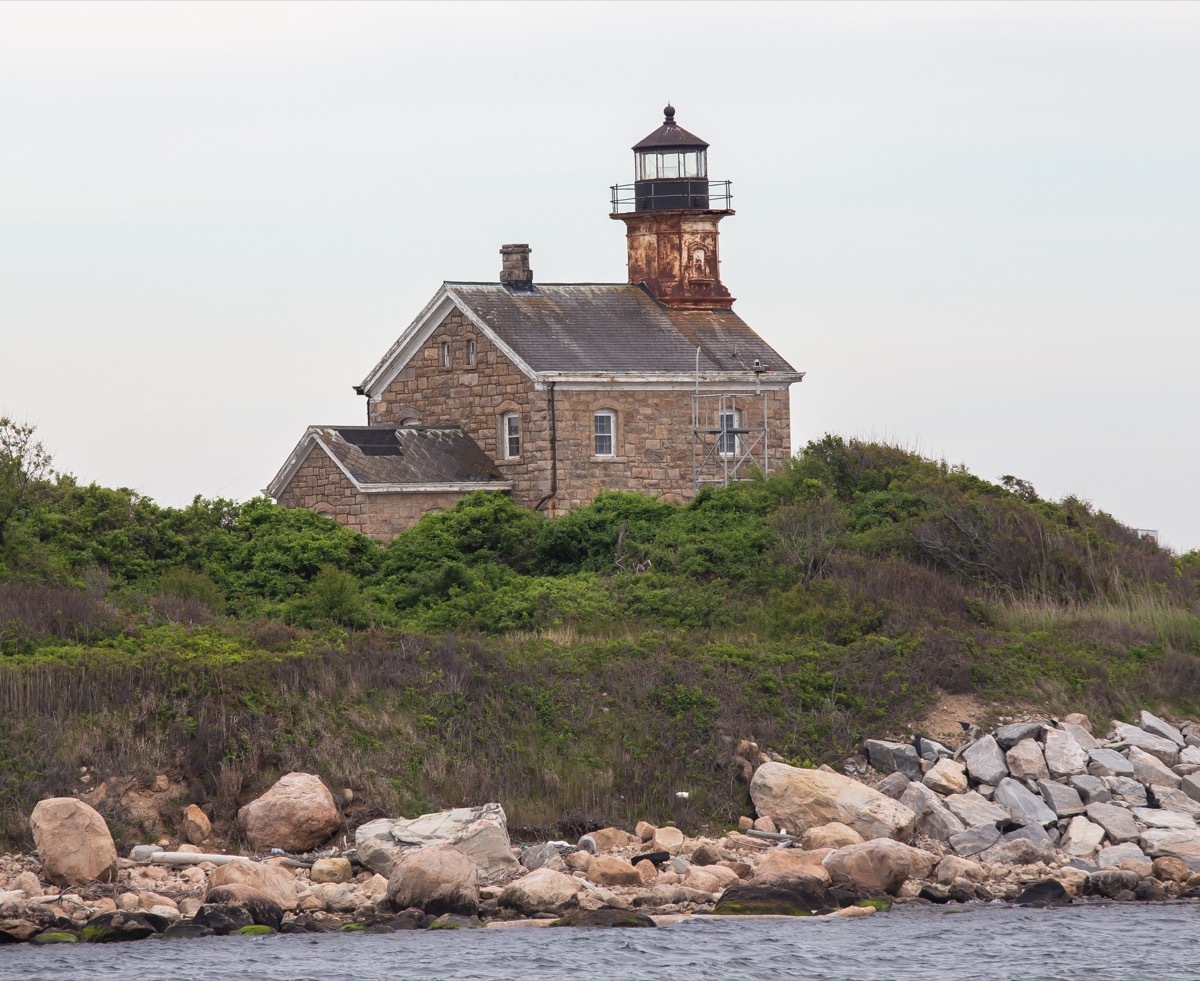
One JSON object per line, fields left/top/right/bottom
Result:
{"left": 3, "top": 904, "right": 1198, "bottom": 981}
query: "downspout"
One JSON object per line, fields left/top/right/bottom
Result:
{"left": 534, "top": 382, "right": 558, "bottom": 512}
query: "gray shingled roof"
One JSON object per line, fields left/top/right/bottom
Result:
{"left": 447, "top": 283, "right": 795, "bottom": 374}
{"left": 314, "top": 426, "right": 505, "bottom": 485}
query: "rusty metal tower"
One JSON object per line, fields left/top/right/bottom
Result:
{"left": 609, "top": 105, "right": 735, "bottom": 310}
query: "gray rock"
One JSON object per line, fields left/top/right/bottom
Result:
{"left": 943, "top": 791, "right": 1009, "bottom": 829}
{"left": 1149, "top": 786, "right": 1200, "bottom": 817}
{"left": 1088, "top": 748, "right": 1135, "bottom": 778}
{"left": 1043, "top": 728, "right": 1089, "bottom": 778}
{"left": 1061, "top": 816, "right": 1106, "bottom": 857}
{"left": 1096, "top": 842, "right": 1153, "bottom": 876}
{"left": 669, "top": 856, "right": 690, "bottom": 875}
{"left": 949, "top": 824, "right": 1002, "bottom": 857}
{"left": 1104, "top": 776, "right": 1149, "bottom": 806}
{"left": 1005, "top": 821, "right": 1051, "bottom": 845}
{"left": 1127, "top": 746, "right": 1182, "bottom": 789}
{"left": 864, "top": 740, "right": 923, "bottom": 781}
{"left": 1112, "top": 722, "right": 1180, "bottom": 766}
{"left": 1182, "top": 773, "right": 1200, "bottom": 805}
{"left": 356, "top": 803, "right": 518, "bottom": 881}
{"left": 873, "top": 770, "right": 913, "bottom": 801}
{"left": 1139, "top": 828, "right": 1200, "bottom": 872}
{"left": 899, "top": 782, "right": 966, "bottom": 843}
{"left": 963, "top": 735, "right": 1008, "bottom": 786}
{"left": 1139, "top": 711, "right": 1185, "bottom": 747}
{"left": 1069, "top": 775, "right": 1111, "bottom": 804}
{"left": 994, "top": 721, "right": 1045, "bottom": 749}
{"left": 980, "top": 837, "right": 1054, "bottom": 866}
{"left": 519, "top": 843, "right": 567, "bottom": 871}
{"left": 1060, "top": 723, "right": 1100, "bottom": 752}
{"left": 1037, "top": 780, "right": 1086, "bottom": 818}
{"left": 1085, "top": 802, "right": 1141, "bottom": 844}
{"left": 913, "top": 735, "right": 954, "bottom": 763}
{"left": 1179, "top": 746, "right": 1200, "bottom": 766}
{"left": 993, "top": 778, "right": 1056, "bottom": 826}
{"left": 1083, "top": 869, "right": 1139, "bottom": 899}
{"left": 1006, "top": 739, "right": 1049, "bottom": 781}
{"left": 1131, "top": 807, "right": 1197, "bottom": 831}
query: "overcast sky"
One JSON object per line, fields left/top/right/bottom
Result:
{"left": 2, "top": 1, "right": 1197, "bottom": 551}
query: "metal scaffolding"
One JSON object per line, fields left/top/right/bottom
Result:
{"left": 692, "top": 391, "right": 769, "bottom": 490}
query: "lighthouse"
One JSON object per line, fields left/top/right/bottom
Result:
{"left": 610, "top": 105, "right": 735, "bottom": 310}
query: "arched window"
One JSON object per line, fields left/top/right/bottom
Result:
{"left": 501, "top": 412, "right": 520, "bottom": 459}
{"left": 593, "top": 410, "right": 616, "bottom": 457}
{"left": 466, "top": 339, "right": 477, "bottom": 365}
{"left": 441, "top": 342, "right": 452, "bottom": 367}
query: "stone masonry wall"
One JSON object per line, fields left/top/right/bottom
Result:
{"left": 275, "top": 445, "right": 477, "bottom": 539}
{"left": 274, "top": 446, "right": 370, "bottom": 534}
{"left": 550, "top": 387, "right": 791, "bottom": 511}
{"left": 369, "top": 308, "right": 793, "bottom": 516}
{"left": 370, "top": 310, "right": 552, "bottom": 510}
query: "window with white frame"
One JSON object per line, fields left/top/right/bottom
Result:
{"left": 466, "top": 339, "right": 476, "bottom": 365}
{"left": 718, "top": 409, "right": 739, "bottom": 456}
{"left": 593, "top": 410, "right": 615, "bottom": 457}
{"left": 441, "top": 341, "right": 452, "bottom": 367}
{"left": 501, "top": 412, "right": 520, "bottom": 459}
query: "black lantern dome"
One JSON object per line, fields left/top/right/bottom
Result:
{"left": 630, "top": 105, "right": 712, "bottom": 211}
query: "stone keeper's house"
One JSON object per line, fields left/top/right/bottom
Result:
{"left": 266, "top": 107, "right": 804, "bottom": 539}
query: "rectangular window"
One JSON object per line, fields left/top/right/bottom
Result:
{"left": 441, "top": 341, "right": 451, "bottom": 367}
{"left": 594, "top": 411, "right": 614, "bottom": 457}
{"left": 466, "top": 339, "right": 476, "bottom": 365}
{"left": 718, "top": 410, "right": 738, "bottom": 456}
{"left": 503, "top": 413, "right": 520, "bottom": 459}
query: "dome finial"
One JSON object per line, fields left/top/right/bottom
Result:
{"left": 663, "top": 103, "right": 675, "bottom": 122}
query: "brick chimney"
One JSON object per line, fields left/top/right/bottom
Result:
{"left": 499, "top": 243, "right": 533, "bottom": 290}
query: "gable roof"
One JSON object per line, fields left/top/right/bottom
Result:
{"left": 265, "top": 426, "right": 511, "bottom": 499}
{"left": 356, "top": 282, "right": 802, "bottom": 398}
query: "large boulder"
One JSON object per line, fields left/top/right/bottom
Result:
{"left": 863, "top": 740, "right": 922, "bottom": 781}
{"left": 1005, "top": 740, "right": 1049, "bottom": 781}
{"left": 713, "top": 879, "right": 831, "bottom": 915}
{"left": 995, "top": 721, "right": 1046, "bottom": 749}
{"left": 586, "top": 855, "right": 642, "bottom": 887}
{"left": 1112, "top": 723, "right": 1179, "bottom": 766}
{"left": 1096, "top": 842, "right": 1153, "bottom": 876}
{"left": 750, "top": 762, "right": 916, "bottom": 842}
{"left": 237, "top": 773, "right": 340, "bottom": 852}
{"left": 754, "top": 848, "right": 832, "bottom": 887}
{"left": 898, "top": 782, "right": 965, "bottom": 842}
{"left": 387, "top": 844, "right": 479, "bottom": 915}
{"left": 1060, "top": 816, "right": 1105, "bottom": 858}
{"left": 29, "top": 797, "right": 118, "bottom": 887}
{"left": 0, "top": 899, "right": 57, "bottom": 943}
{"left": 1139, "top": 711, "right": 1185, "bottom": 747}
{"left": 1139, "top": 829, "right": 1200, "bottom": 872}
{"left": 923, "top": 759, "right": 968, "bottom": 796}
{"left": 993, "top": 778, "right": 1056, "bottom": 826}
{"left": 1043, "top": 729, "right": 1089, "bottom": 778}
{"left": 800, "top": 822, "right": 863, "bottom": 851}
{"left": 963, "top": 735, "right": 1008, "bottom": 786}
{"left": 823, "top": 839, "right": 935, "bottom": 896}
{"left": 356, "top": 803, "right": 517, "bottom": 881}
{"left": 1084, "top": 802, "right": 1141, "bottom": 845}
{"left": 208, "top": 859, "right": 298, "bottom": 910}
{"left": 1037, "top": 780, "right": 1086, "bottom": 818}
{"left": 943, "top": 791, "right": 1009, "bottom": 828}
{"left": 499, "top": 868, "right": 583, "bottom": 915}
{"left": 181, "top": 804, "right": 211, "bottom": 845}
{"left": 1127, "top": 747, "right": 1182, "bottom": 789}
{"left": 1088, "top": 748, "right": 1135, "bottom": 778}
{"left": 204, "top": 884, "right": 284, "bottom": 930}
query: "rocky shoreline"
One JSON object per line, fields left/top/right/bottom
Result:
{"left": 2, "top": 708, "right": 1199, "bottom": 944}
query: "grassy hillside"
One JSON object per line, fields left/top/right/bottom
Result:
{"left": 1, "top": 423, "right": 1197, "bottom": 850}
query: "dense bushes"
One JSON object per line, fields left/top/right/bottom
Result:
{"left": 1, "top": 425, "right": 1198, "bottom": 846}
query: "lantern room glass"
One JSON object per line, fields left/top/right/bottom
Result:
{"left": 636, "top": 149, "right": 707, "bottom": 181}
